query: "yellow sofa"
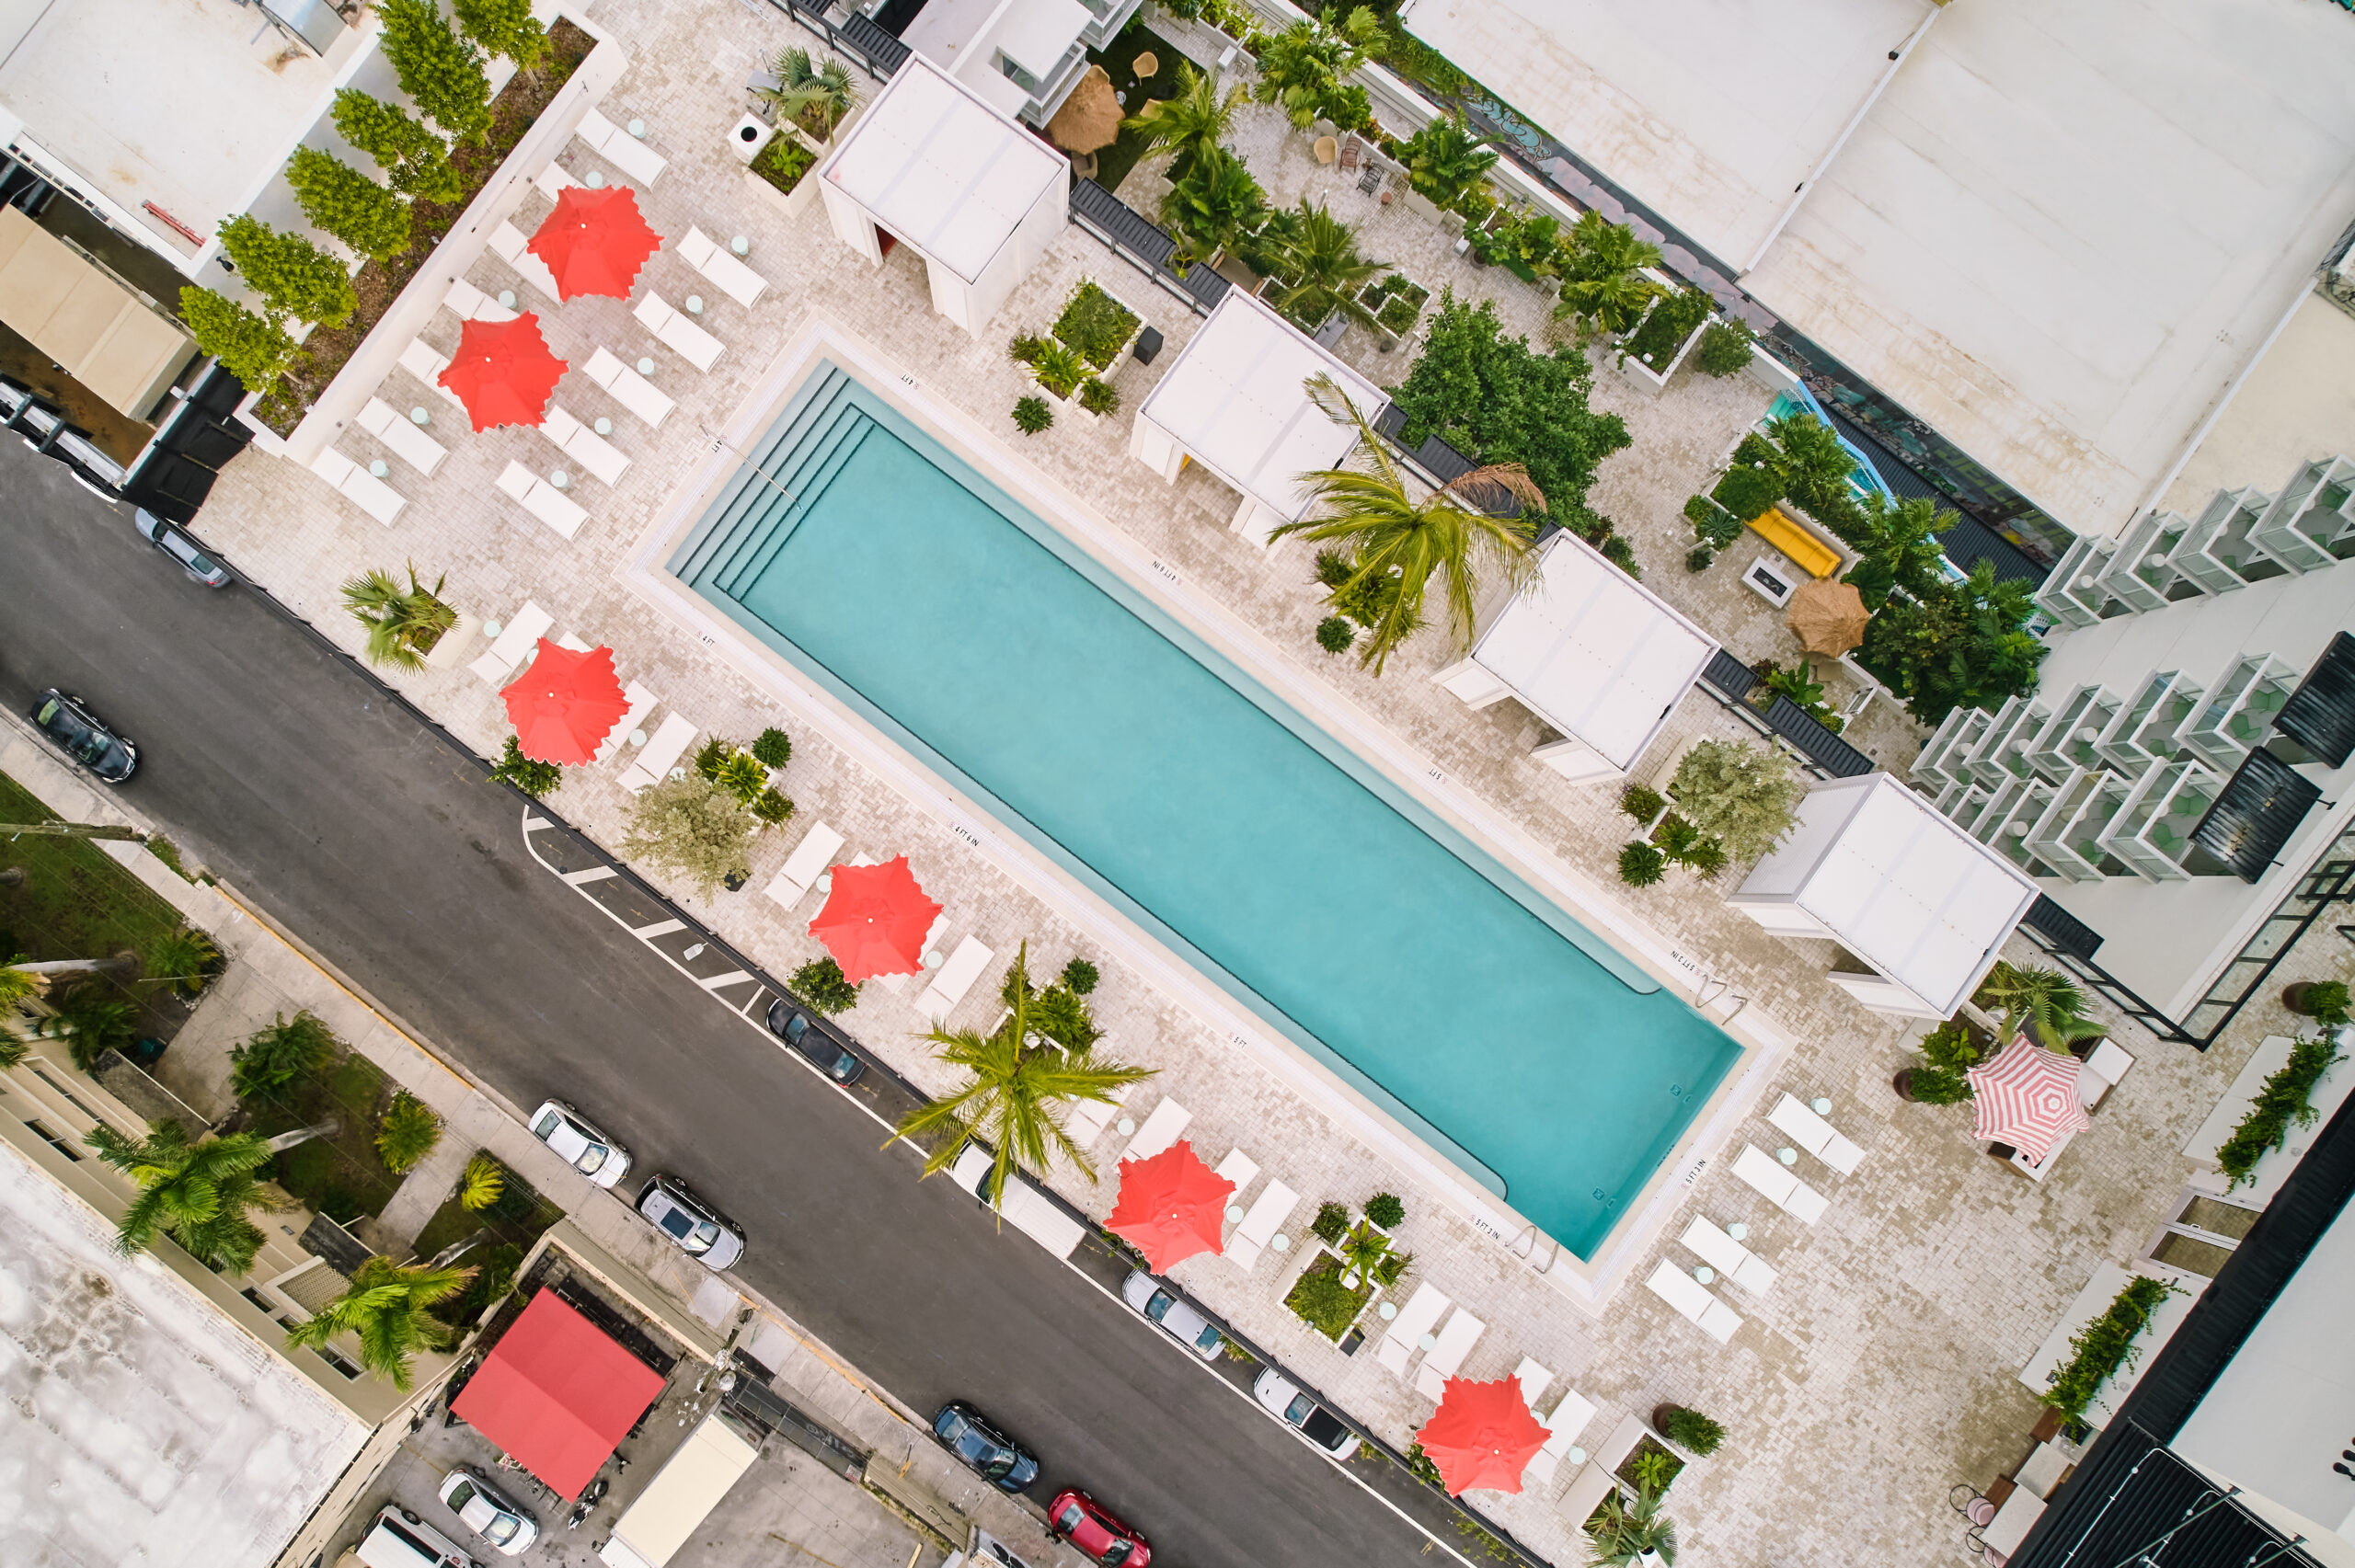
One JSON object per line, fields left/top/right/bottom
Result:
{"left": 1743, "top": 506, "right": 1843, "bottom": 579}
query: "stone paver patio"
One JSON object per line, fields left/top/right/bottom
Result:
{"left": 185, "top": 6, "right": 2306, "bottom": 1564}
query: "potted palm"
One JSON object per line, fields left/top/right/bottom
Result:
{"left": 758, "top": 47, "right": 862, "bottom": 150}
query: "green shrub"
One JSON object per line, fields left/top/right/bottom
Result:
{"left": 1013, "top": 395, "right": 1052, "bottom": 435}
{"left": 231, "top": 1011, "right": 338, "bottom": 1100}
{"left": 743, "top": 728, "right": 789, "bottom": 770}
{"left": 1599, "top": 532, "right": 1642, "bottom": 578}
{"left": 331, "top": 90, "right": 465, "bottom": 201}
{"left": 1672, "top": 739, "right": 1804, "bottom": 864}
{"left": 1907, "top": 1066, "right": 1973, "bottom": 1104}
{"left": 1621, "top": 289, "right": 1712, "bottom": 372}
{"left": 1618, "top": 782, "right": 1664, "bottom": 823}
{"left": 1032, "top": 983, "right": 1101, "bottom": 1051}
{"left": 1282, "top": 1256, "right": 1372, "bottom": 1338}
{"left": 217, "top": 215, "right": 354, "bottom": 327}
{"left": 1660, "top": 1406, "right": 1724, "bottom": 1457}
{"left": 1007, "top": 334, "right": 1048, "bottom": 367}
{"left": 1078, "top": 377, "right": 1120, "bottom": 417}
{"left": 459, "top": 1152, "right": 504, "bottom": 1211}
{"left": 750, "top": 132, "right": 818, "bottom": 195}
{"left": 2041, "top": 1276, "right": 2180, "bottom": 1421}
{"left": 488, "top": 736, "right": 562, "bottom": 800}
{"left": 1364, "top": 1192, "right": 1405, "bottom": 1229}
{"left": 792, "top": 957, "right": 860, "bottom": 1016}
{"left": 1403, "top": 1442, "right": 1445, "bottom": 1488}
{"left": 284, "top": 147, "right": 411, "bottom": 261}
{"left": 1693, "top": 318, "right": 1756, "bottom": 377}
{"left": 1685, "top": 545, "right": 1716, "bottom": 573}
{"left": 1618, "top": 841, "right": 1666, "bottom": 887}
{"left": 378, "top": 0, "right": 492, "bottom": 143}
{"left": 452, "top": 0, "right": 548, "bottom": 67}
{"left": 752, "top": 788, "right": 795, "bottom": 827}
{"left": 1028, "top": 339, "right": 1090, "bottom": 398}
{"left": 48, "top": 984, "right": 136, "bottom": 1070}
{"left": 375, "top": 1091, "right": 442, "bottom": 1174}
{"left": 1315, "top": 615, "right": 1355, "bottom": 654}
{"left": 144, "top": 925, "right": 223, "bottom": 999}
{"left": 1310, "top": 1200, "right": 1350, "bottom": 1246}
{"left": 1683, "top": 494, "right": 1743, "bottom": 549}
{"left": 2292, "top": 980, "right": 2349, "bottom": 1024}
{"left": 1732, "top": 431, "right": 1781, "bottom": 470}
{"left": 1712, "top": 463, "right": 1784, "bottom": 523}
{"left": 2217, "top": 1035, "right": 2344, "bottom": 1186}
{"left": 1051, "top": 280, "right": 1141, "bottom": 370}
{"left": 619, "top": 774, "right": 754, "bottom": 896}
{"left": 1060, "top": 957, "right": 1098, "bottom": 996}
{"left": 1682, "top": 494, "right": 1716, "bottom": 529}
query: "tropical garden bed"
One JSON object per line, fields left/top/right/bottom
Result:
{"left": 244, "top": 1045, "right": 408, "bottom": 1222}
{"left": 1284, "top": 1253, "right": 1376, "bottom": 1339}
{"left": 1621, "top": 286, "right": 1711, "bottom": 373}
{"left": 750, "top": 132, "right": 819, "bottom": 198}
{"left": 1358, "top": 270, "right": 1430, "bottom": 338}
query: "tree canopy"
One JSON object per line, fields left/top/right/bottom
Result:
{"left": 1856, "top": 561, "right": 2046, "bottom": 724}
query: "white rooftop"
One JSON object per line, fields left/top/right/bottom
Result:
{"left": 0, "top": 1138, "right": 365, "bottom": 1567}
{"left": 994, "top": 0, "right": 1091, "bottom": 76}
{"left": 821, "top": 52, "right": 1068, "bottom": 284}
{"left": 1469, "top": 532, "right": 1717, "bottom": 772}
{"left": 1136, "top": 290, "right": 1385, "bottom": 524}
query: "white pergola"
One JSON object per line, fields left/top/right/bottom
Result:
{"left": 1128, "top": 290, "right": 1384, "bottom": 547}
{"left": 814, "top": 52, "right": 1068, "bottom": 337}
{"left": 1432, "top": 532, "right": 1717, "bottom": 784}
{"left": 1728, "top": 772, "right": 2039, "bottom": 1019}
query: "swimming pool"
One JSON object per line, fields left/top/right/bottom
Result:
{"left": 675, "top": 365, "right": 1739, "bottom": 1255}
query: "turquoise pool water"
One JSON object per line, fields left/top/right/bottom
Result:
{"left": 675, "top": 366, "right": 1738, "bottom": 1255}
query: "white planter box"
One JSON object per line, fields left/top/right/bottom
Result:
{"left": 1619, "top": 314, "right": 1711, "bottom": 396}
{"left": 744, "top": 162, "right": 821, "bottom": 222}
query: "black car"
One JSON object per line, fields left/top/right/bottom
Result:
{"left": 765, "top": 1000, "right": 866, "bottom": 1085}
{"left": 930, "top": 1402, "right": 1040, "bottom": 1493}
{"left": 29, "top": 690, "right": 136, "bottom": 782}
{"left": 132, "top": 509, "right": 231, "bottom": 587}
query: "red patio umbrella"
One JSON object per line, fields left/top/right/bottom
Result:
{"left": 1105, "top": 1139, "right": 1235, "bottom": 1272}
{"left": 1413, "top": 1377, "right": 1550, "bottom": 1495}
{"left": 500, "top": 640, "right": 629, "bottom": 765}
{"left": 1967, "top": 1035, "right": 2091, "bottom": 1162}
{"left": 808, "top": 855, "right": 941, "bottom": 985}
{"left": 438, "top": 313, "right": 567, "bottom": 431}
{"left": 528, "top": 185, "right": 663, "bottom": 301}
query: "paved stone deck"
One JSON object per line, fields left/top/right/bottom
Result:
{"left": 182, "top": 6, "right": 2311, "bottom": 1563}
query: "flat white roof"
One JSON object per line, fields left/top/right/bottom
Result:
{"left": 0, "top": 1138, "right": 365, "bottom": 1565}
{"left": 1136, "top": 291, "right": 1385, "bottom": 524}
{"left": 821, "top": 52, "right": 1067, "bottom": 285}
{"left": 1469, "top": 532, "right": 1717, "bottom": 771}
{"left": 994, "top": 0, "right": 1091, "bottom": 76}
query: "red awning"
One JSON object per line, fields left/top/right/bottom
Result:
{"left": 449, "top": 1290, "right": 666, "bottom": 1495}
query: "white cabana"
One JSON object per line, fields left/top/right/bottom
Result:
{"left": 1128, "top": 290, "right": 1384, "bottom": 547}
{"left": 1431, "top": 532, "right": 1717, "bottom": 784}
{"left": 814, "top": 52, "right": 1068, "bottom": 337}
{"left": 1728, "top": 772, "right": 2039, "bottom": 1019}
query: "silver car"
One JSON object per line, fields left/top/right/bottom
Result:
{"left": 132, "top": 508, "right": 231, "bottom": 587}
{"left": 527, "top": 1100, "right": 631, "bottom": 1189}
{"left": 437, "top": 1466, "right": 538, "bottom": 1556}
{"left": 1120, "top": 1270, "right": 1222, "bottom": 1359}
{"left": 637, "top": 1173, "right": 745, "bottom": 1270}
{"left": 1252, "top": 1368, "right": 1359, "bottom": 1459}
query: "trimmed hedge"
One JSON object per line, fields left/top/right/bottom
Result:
{"left": 2217, "top": 1035, "right": 2344, "bottom": 1187}
{"left": 2040, "top": 1276, "right": 2178, "bottom": 1421}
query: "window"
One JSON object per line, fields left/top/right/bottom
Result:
{"left": 313, "top": 1344, "right": 364, "bottom": 1379}
{"left": 32, "top": 1069, "right": 100, "bottom": 1121}
{"left": 24, "top": 1119, "right": 83, "bottom": 1161}
{"left": 995, "top": 51, "right": 1040, "bottom": 94}
{"left": 240, "top": 1288, "right": 276, "bottom": 1314}
{"left": 2143, "top": 1190, "right": 2260, "bottom": 1279}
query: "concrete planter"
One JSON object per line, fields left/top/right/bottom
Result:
{"left": 1618, "top": 314, "right": 1710, "bottom": 396}
{"left": 744, "top": 161, "right": 821, "bottom": 222}
{"left": 1401, "top": 188, "right": 1445, "bottom": 223}
{"left": 421, "top": 611, "right": 478, "bottom": 671}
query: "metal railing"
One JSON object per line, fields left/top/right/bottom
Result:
{"left": 1694, "top": 654, "right": 1874, "bottom": 779}
{"left": 1068, "top": 178, "right": 1231, "bottom": 315}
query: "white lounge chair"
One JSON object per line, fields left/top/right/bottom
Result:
{"left": 918, "top": 935, "right": 994, "bottom": 1024}
{"left": 583, "top": 347, "right": 672, "bottom": 428}
{"left": 1680, "top": 1216, "right": 1777, "bottom": 1295}
{"left": 1768, "top": 1093, "right": 1865, "bottom": 1175}
{"left": 442, "top": 277, "right": 515, "bottom": 323}
{"left": 495, "top": 461, "right": 589, "bottom": 540}
{"left": 1524, "top": 1388, "right": 1599, "bottom": 1485}
{"left": 576, "top": 107, "right": 667, "bottom": 186}
{"left": 1646, "top": 1259, "right": 1742, "bottom": 1344}
{"left": 1222, "top": 1179, "right": 1296, "bottom": 1270}
{"left": 538, "top": 405, "right": 629, "bottom": 486}
{"left": 635, "top": 292, "right": 723, "bottom": 371}
{"left": 357, "top": 396, "right": 446, "bottom": 476}
{"left": 1063, "top": 1082, "right": 1132, "bottom": 1147}
{"left": 616, "top": 713, "right": 697, "bottom": 793}
{"left": 1413, "top": 1309, "right": 1485, "bottom": 1400}
{"left": 1512, "top": 1356, "right": 1554, "bottom": 1407}
{"left": 592, "top": 681, "right": 657, "bottom": 762}
{"left": 309, "top": 448, "right": 405, "bottom": 525}
{"left": 466, "top": 603, "right": 555, "bottom": 684}
{"left": 1117, "top": 1097, "right": 1190, "bottom": 1163}
{"left": 2080, "top": 1040, "right": 2135, "bottom": 1108}
{"left": 398, "top": 338, "right": 466, "bottom": 410}
{"left": 1731, "top": 1143, "right": 1830, "bottom": 1223}
{"left": 488, "top": 221, "right": 563, "bottom": 303}
{"left": 1376, "top": 1282, "right": 1451, "bottom": 1376}
{"left": 1212, "top": 1148, "right": 1258, "bottom": 1196}
{"left": 764, "top": 820, "right": 845, "bottom": 910}
{"left": 534, "top": 157, "right": 580, "bottom": 200}
{"left": 678, "top": 225, "right": 766, "bottom": 307}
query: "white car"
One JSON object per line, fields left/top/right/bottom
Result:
{"left": 1252, "top": 1368, "right": 1359, "bottom": 1459}
{"left": 354, "top": 1505, "right": 473, "bottom": 1568}
{"left": 438, "top": 1466, "right": 539, "bottom": 1556}
{"left": 1120, "top": 1270, "right": 1222, "bottom": 1359}
{"left": 527, "top": 1100, "right": 632, "bottom": 1188}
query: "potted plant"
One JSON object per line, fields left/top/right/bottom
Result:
{"left": 1895, "top": 1019, "right": 1984, "bottom": 1103}
{"left": 1356, "top": 271, "right": 1430, "bottom": 340}
{"left": 1651, "top": 1405, "right": 1725, "bottom": 1458}
{"left": 2283, "top": 979, "right": 2350, "bottom": 1024}
{"left": 745, "top": 133, "right": 821, "bottom": 219}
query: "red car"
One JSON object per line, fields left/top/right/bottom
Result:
{"left": 1047, "top": 1490, "right": 1151, "bottom": 1568}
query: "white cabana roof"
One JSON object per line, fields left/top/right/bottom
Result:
{"left": 1468, "top": 532, "right": 1717, "bottom": 772}
{"left": 820, "top": 52, "right": 1066, "bottom": 284}
{"left": 1136, "top": 291, "right": 1384, "bottom": 524}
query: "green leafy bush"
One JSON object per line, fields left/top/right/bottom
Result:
{"left": 1310, "top": 1200, "right": 1350, "bottom": 1246}
{"left": 2292, "top": 980, "right": 2349, "bottom": 1023}
{"left": 751, "top": 132, "right": 818, "bottom": 195}
{"left": 1060, "top": 957, "right": 1098, "bottom": 996}
{"left": 752, "top": 787, "right": 795, "bottom": 827}
{"left": 1618, "top": 841, "right": 1666, "bottom": 887}
{"left": 2216, "top": 1035, "right": 2345, "bottom": 1187}
{"left": 48, "top": 985, "right": 136, "bottom": 1070}
{"left": 145, "top": 925, "right": 223, "bottom": 999}
{"left": 1315, "top": 615, "right": 1355, "bottom": 654}
{"left": 1403, "top": 1442, "right": 1445, "bottom": 1488}
{"left": 1618, "top": 782, "right": 1664, "bottom": 824}
{"left": 378, "top": 0, "right": 493, "bottom": 143}
{"left": 1051, "top": 280, "right": 1141, "bottom": 370}
{"left": 2041, "top": 1276, "right": 2180, "bottom": 1421}
{"left": 1693, "top": 319, "right": 1756, "bottom": 377}
{"left": 1906, "top": 1021, "right": 1983, "bottom": 1105}
{"left": 1732, "top": 430, "right": 1782, "bottom": 470}
{"left": 752, "top": 727, "right": 793, "bottom": 769}
{"left": 1655, "top": 817, "right": 1728, "bottom": 879}
{"left": 1712, "top": 463, "right": 1784, "bottom": 524}
{"left": 1078, "top": 378, "right": 1120, "bottom": 417}
{"left": 331, "top": 91, "right": 464, "bottom": 201}
{"left": 1252, "top": 10, "right": 1378, "bottom": 130}
{"left": 231, "top": 1011, "right": 339, "bottom": 1100}
{"left": 1672, "top": 739, "right": 1804, "bottom": 864}
{"left": 1282, "top": 1255, "right": 1373, "bottom": 1338}
{"left": 1685, "top": 545, "right": 1716, "bottom": 573}
{"left": 488, "top": 736, "right": 562, "bottom": 800}
{"left": 1396, "top": 114, "right": 1497, "bottom": 211}
{"left": 284, "top": 147, "right": 411, "bottom": 261}
{"left": 460, "top": 1152, "right": 504, "bottom": 1211}
{"left": 375, "top": 1091, "right": 442, "bottom": 1174}
{"left": 1660, "top": 1406, "right": 1724, "bottom": 1457}
{"left": 178, "top": 287, "right": 295, "bottom": 387}
{"left": 792, "top": 957, "right": 860, "bottom": 1016}
{"left": 1028, "top": 339, "right": 1090, "bottom": 398}
{"left": 1013, "top": 395, "right": 1053, "bottom": 435}
{"left": 1857, "top": 562, "right": 2046, "bottom": 725}
{"left": 1007, "top": 334, "right": 1048, "bottom": 367}
{"left": 217, "top": 215, "right": 354, "bottom": 328}
{"left": 619, "top": 774, "right": 754, "bottom": 896}
{"left": 1364, "top": 1192, "right": 1405, "bottom": 1229}
{"left": 452, "top": 0, "right": 548, "bottom": 67}
{"left": 1622, "top": 289, "right": 1712, "bottom": 372}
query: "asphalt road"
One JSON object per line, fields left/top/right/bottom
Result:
{"left": 0, "top": 441, "right": 1436, "bottom": 1568}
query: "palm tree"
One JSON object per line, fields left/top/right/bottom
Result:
{"left": 1555, "top": 211, "right": 1664, "bottom": 336}
{"left": 890, "top": 944, "right": 1155, "bottom": 1203}
{"left": 1765, "top": 410, "right": 1857, "bottom": 508}
{"left": 761, "top": 46, "right": 860, "bottom": 140}
{"left": 1159, "top": 148, "right": 1266, "bottom": 271}
{"left": 342, "top": 563, "right": 455, "bottom": 673}
{"left": 83, "top": 1123, "right": 306, "bottom": 1274}
{"left": 1585, "top": 1482, "right": 1677, "bottom": 1566}
{"left": 1121, "top": 61, "right": 1244, "bottom": 181}
{"left": 1401, "top": 114, "right": 1499, "bottom": 210}
{"left": 1269, "top": 376, "right": 1546, "bottom": 674}
{"left": 285, "top": 1255, "right": 473, "bottom": 1389}
{"left": 1978, "top": 962, "right": 2107, "bottom": 1053}
{"left": 1259, "top": 200, "right": 1385, "bottom": 335}
{"left": 1843, "top": 494, "right": 1950, "bottom": 609}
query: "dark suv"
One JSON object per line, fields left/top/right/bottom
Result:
{"left": 29, "top": 690, "right": 136, "bottom": 782}
{"left": 930, "top": 1402, "right": 1040, "bottom": 1493}
{"left": 765, "top": 1000, "right": 866, "bottom": 1085}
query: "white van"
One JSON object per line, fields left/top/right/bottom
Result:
{"left": 354, "top": 1506, "right": 475, "bottom": 1568}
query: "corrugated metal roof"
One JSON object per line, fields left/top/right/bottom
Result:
{"left": 2275, "top": 630, "right": 2355, "bottom": 769}
{"left": 2190, "top": 748, "right": 2323, "bottom": 883}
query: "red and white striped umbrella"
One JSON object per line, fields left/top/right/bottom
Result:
{"left": 1966, "top": 1035, "right": 2090, "bottom": 1161}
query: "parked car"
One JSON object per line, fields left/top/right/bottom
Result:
{"left": 636, "top": 1173, "right": 744, "bottom": 1270}
{"left": 353, "top": 1505, "right": 476, "bottom": 1568}
{"left": 1252, "top": 1368, "right": 1359, "bottom": 1459}
{"left": 1048, "top": 1489, "right": 1153, "bottom": 1568}
{"left": 527, "top": 1100, "right": 631, "bottom": 1189}
{"left": 437, "top": 1465, "right": 539, "bottom": 1555}
{"left": 764, "top": 1000, "right": 867, "bottom": 1085}
{"left": 132, "top": 508, "right": 230, "bottom": 587}
{"left": 29, "top": 689, "right": 135, "bottom": 783}
{"left": 929, "top": 1401, "right": 1040, "bottom": 1494}
{"left": 1120, "top": 1270, "right": 1223, "bottom": 1360}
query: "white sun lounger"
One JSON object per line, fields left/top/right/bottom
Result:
{"left": 577, "top": 107, "right": 667, "bottom": 186}
{"left": 1769, "top": 1093, "right": 1865, "bottom": 1175}
{"left": 495, "top": 461, "right": 588, "bottom": 540}
{"left": 678, "top": 225, "right": 767, "bottom": 307}
{"left": 764, "top": 820, "right": 845, "bottom": 910}
{"left": 1413, "top": 1309, "right": 1485, "bottom": 1400}
{"left": 1524, "top": 1387, "right": 1599, "bottom": 1485}
{"left": 534, "top": 157, "right": 580, "bottom": 200}
{"left": 309, "top": 448, "right": 406, "bottom": 525}
{"left": 635, "top": 292, "right": 723, "bottom": 371}
{"left": 1376, "top": 1282, "right": 1451, "bottom": 1376}
{"left": 467, "top": 602, "right": 555, "bottom": 683}
{"left": 442, "top": 277, "right": 516, "bottom": 323}
{"left": 919, "top": 936, "right": 994, "bottom": 1024}
{"left": 1118, "top": 1097, "right": 1190, "bottom": 1164}
{"left": 1732, "top": 1142, "right": 1830, "bottom": 1223}
{"left": 357, "top": 396, "right": 446, "bottom": 476}
{"left": 592, "top": 681, "right": 657, "bottom": 762}
{"left": 1223, "top": 1179, "right": 1296, "bottom": 1269}
{"left": 398, "top": 338, "right": 466, "bottom": 409}
{"left": 583, "top": 347, "right": 672, "bottom": 428}
{"left": 538, "top": 406, "right": 629, "bottom": 486}
{"left": 1680, "top": 1216, "right": 1778, "bottom": 1295}
{"left": 616, "top": 712, "right": 697, "bottom": 792}
{"left": 489, "top": 221, "right": 563, "bottom": 303}
{"left": 1646, "top": 1259, "right": 1742, "bottom": 1344}
{"left": 1512, "top": 1356, "right": 1554, "bottom": 1408}
{"left": 1212, "top": 1148, "right": 1258, "bottom": 1195}
{"left": 1063, "top": 1082, "right": 1132, "bottom": 1147}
